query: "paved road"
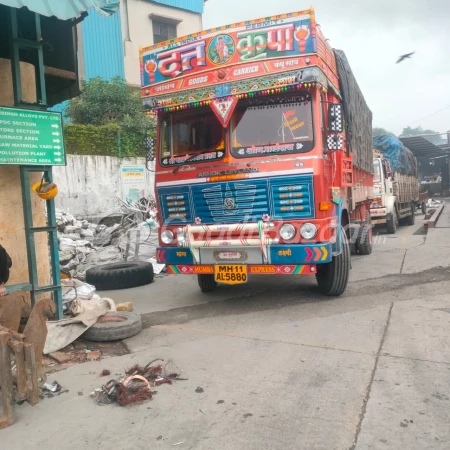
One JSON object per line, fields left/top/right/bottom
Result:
{"left": 3, "top": 208, "right": 450, "bottom": 449}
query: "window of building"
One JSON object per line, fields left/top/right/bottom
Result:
{"left": 152, "top": 20, "right": 177, "bottom": 44}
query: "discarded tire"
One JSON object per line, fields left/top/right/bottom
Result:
{"left": 83, "top": 312, "right": 142, "bottom": 342}
{"left": 86, "top": 262, "right": 154, "bottom": 290}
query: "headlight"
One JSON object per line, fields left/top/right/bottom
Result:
{"left": 280, "top": 224, "right": 296, "bottom": 241}
{"left": 177, "top": 228, "right": 186, "bottom": 244}
{"left": 161, "top": 230, "right": 174, "bottom": 244}
{"left": 300, "top": 223, "right": 317, "bottom": 240}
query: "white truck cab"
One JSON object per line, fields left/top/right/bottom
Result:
{"left": 371, "top": 152, "right": 419, "bottom": 234}
{"left": 371, "top": 156, "right": 397, "bottom": 232}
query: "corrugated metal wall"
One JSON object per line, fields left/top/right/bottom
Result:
{"left": 81, "top": 9, "right": 125, "bottom": 80}
{"left": 148, "top": 0, "right": 204, "bottom": 14}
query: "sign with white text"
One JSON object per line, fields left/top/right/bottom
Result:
{"left": 0, "top": 107, "right": 65, "bottom": 166}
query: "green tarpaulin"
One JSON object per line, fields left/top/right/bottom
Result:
{"left": 0, "top": 0, "right": 119, "bottom": 20}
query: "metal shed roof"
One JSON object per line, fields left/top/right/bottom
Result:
{"left": 0, "top": 0, "right": 119, "bottom": 20}
{"left": 399, "top": 136, "right": 448, "bottom": 159}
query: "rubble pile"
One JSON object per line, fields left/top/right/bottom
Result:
{"left": 56, "top": 209, "right": 158, "bottom": 280}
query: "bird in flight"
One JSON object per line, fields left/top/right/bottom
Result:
{"left": 396, "top": 52, "right": 415, "bottom": 64}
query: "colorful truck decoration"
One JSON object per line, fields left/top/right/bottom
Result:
{"left": 141, "top": 8, "right": 374, "bottom": 296}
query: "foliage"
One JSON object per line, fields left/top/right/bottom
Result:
{"left": 65, "top": 77, "right": 154, "bottom": 133}
{"left": 373, "top": 127, "right": 396, "bottom": 137}
{"left": 400, "top": 126, "right": 444, "bottom": 145}
{"left": 64, "top": 123, "right": 155, "bottom": 157}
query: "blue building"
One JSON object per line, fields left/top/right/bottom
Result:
{"left": 80, "top": 0, "right": 205, "bottom": 86}
{"left": 53, "top": 0, "right": 205, "bottom": 115}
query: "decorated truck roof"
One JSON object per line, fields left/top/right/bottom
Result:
{"left": 140, "top": 8, "right": 340, "bottom": 112}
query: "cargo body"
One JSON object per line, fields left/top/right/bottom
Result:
{"left": 371, "top": 137, "right": 421, "bottom": 232}
{"left": 141, "top": 8, "right": 373, "bottom": 296}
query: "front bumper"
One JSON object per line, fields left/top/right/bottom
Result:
{"left": 370, "top": 208, "right": 387, "bottom": 225}
{"left": 166, "top": 264, "right": 318, "bottom": 276}
{"left": 156, "top": 243, "right": 332, "bottom": 266}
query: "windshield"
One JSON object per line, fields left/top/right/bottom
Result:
{"left": 160, "top": 108, "right": 224, "bottom": 166}
{"left": 231, "top": 93, "right": 314, "bottom": 158}
{"left": 373, "top": 160, "right": 382, "bottom": 183}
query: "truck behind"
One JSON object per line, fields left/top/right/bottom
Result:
{"left": 371, "top": 135, "right": 423, "bottom": 233}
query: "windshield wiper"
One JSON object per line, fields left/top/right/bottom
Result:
{"left": 172, "top": 148, "right": 215, "bottom": 174}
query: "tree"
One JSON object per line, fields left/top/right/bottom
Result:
{"left": 373, "top": 127, "right": 395, "bottom": 137}
{"left": 400, "top": 126, "right": 444, "bottom": 145}
{"left": 66, "top": 77, "right": 154, "bottom": 133}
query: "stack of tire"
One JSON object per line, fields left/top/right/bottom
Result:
{"left": 83, "top": 261, "right": 154, "bottom": 341}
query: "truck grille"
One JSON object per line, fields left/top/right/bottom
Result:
{"left": 158, "top": 174, "right": 314, "bottom": 225}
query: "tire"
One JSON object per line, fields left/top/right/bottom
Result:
{"left": 197, "top": 274, "right": 217, "bottom": 293}
{"left": 405, "top": 203, "right": 415, "bottom": 226}
{"left": 316, "top": 227, "right": 350, "bottom": 296}
{"left": 358, "top": 212, "right": 373, "bottom": 255}
{"left": 422, "top": 202, "right": 427, "bottom": 215}
{"left": 83, "top": 312, "right": 142, "bottom": 342}
{"left": 386, "top": 211, "right": 397, "bottom": 234}
{"left": 349, "top": 226, "right": 358, "bottom": 255}
{"left": 86, "top": 262, "right": 154, "bottom": 290}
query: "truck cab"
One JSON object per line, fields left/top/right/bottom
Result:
{"left": 371, "top": 155, "right": 396, "bottom": 231}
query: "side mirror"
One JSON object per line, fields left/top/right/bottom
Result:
{"left": 328, "top": 103, "right": 343, "bottom": 133}
{"left": 145, "top": 135, "right": 155, "bottom": 163}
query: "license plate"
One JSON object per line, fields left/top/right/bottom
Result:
{"left": 214, "top": 265, "right": 248, "bottom": 284}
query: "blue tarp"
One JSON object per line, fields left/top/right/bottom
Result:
{"left": 373, "top": 135, "right": 418, "bottom": 176}
{"left": 0, "top": 0, "right": 119, "bottom": 20}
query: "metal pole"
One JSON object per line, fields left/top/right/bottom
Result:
{"left": 45, "top": 168, "right": 63, "bottom": 319}
{"left": 20, "top": 167, "right": 38, "bottom": 307}
{"left": 9, "top": 8, "right": 22, "bottom": 105}
{"left": 35, "top": 13, "right": 47, "bottom": 106}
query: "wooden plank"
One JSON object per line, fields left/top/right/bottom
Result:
{"left": 24, "top": 343, "right": 39, "bottom": 406}
{"left": 44, "top": 66, "right": 77, "bottom": 80}
{"left": 0, "top": 331, "right": 14, "bottom": 429}
{"left": 9, "top": 340, "right": 27, "bottom": 402}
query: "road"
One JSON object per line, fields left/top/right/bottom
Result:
{"left": 3, "top": 207, "right": 450, "bottom": 449}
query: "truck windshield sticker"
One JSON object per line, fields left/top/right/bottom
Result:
{"left": 160, "top": 108, "right": 225, "bottom": 166}
{"left": 231, "top": 93, "right": 314, "bottom": 157}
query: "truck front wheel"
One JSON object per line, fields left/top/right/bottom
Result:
{"left": 386, "top": 212, "right": 397, "bottom": 234}
{"left": 404, "top": 203, "right": 416, "bottom": 226}
{"left": 358, "top": 212, "right": 373, "bottom": 255}
{"left": 198, "top": 274, "right": 218, "bottom": 293}
{"left": 422, "top": 202, "right": 427, "bottom": 215}
{"left": 316, "top": 227, "right": 350, "bottom": 296}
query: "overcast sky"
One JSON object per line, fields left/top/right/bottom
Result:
{"left": 203, "top": 0, "right": 450, "bottom": 136}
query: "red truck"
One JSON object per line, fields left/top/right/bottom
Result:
{"left": 141, "top": 8, "right": 373, "bottom": 296}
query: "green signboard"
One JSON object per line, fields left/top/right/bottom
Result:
{"left": 0, "top": 106, "right": 65, "bottom": 166}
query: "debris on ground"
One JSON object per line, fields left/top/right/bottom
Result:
{"left": 91, "top": 359, "right": 183, "bottom": 407}
{"left": 426, "top": 198, "right": 445, "bottom": 209}
{"left": 195, "top": 387, "right": 204, "bottom": 393}
{"left": 56, "top": 204, "right": 162, "bottom": 281}
{"left": 41, "top": 381, "right": 68, "bottom": 399}
{"left": 42, "top": 381, "right": 61, "bottom": 393}
{"left": 100, "top": 369, "right": 111, "bottom": 377}
{"left": 43, "top": 341, "right": 129, "bottom": 373}
{"left": 116, "top": 302, "right": 134, "bottom": 312}
{"left": 44, "top": 299, "right": 112, "bottom": 354}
